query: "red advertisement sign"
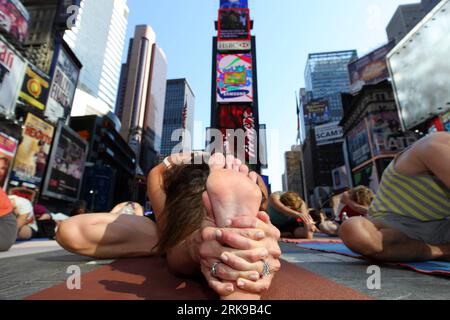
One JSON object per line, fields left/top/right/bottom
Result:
{"left": 0, "top": 0, "right": 29, "bottom": 44}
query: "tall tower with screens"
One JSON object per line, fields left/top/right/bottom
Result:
{"left": 210, "top": 0, "right": 265, "bottom": 172}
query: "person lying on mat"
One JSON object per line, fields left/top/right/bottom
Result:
{"left": 0, "top": 188, "right": 17, "bottom": 252}
{"left": 340, "top": 132, "right": 450, "bottom": 262}
{"left": 8, "top": 195, "right": 38, "bottom": 241}
{"left": 56, "top": 152, "right": 281, "bottom": 300}
{"left": 319, "top": 186, "right": 374, "bottom": 237}
{"left": 268, "top": 191, "right": 319, "bottom": 239}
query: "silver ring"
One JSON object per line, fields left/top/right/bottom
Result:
{"left": 210, "top": 262, "right": 220, "bottom": 277}
{"left": 261, "top": 260, "right": 271, "bottom": 278}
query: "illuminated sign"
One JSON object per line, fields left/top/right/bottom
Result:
{"left": 218, "top": 9, "right": 250, "bottom": 40}
{"left": 217, "top": 54, "right": 253, "bottom": 103}
{"left": 218, "top": 40, "right": 251, "bottom": 52}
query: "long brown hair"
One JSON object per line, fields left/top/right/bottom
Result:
{"left": 156, "top": 163, "right": 210, "bottom": 254}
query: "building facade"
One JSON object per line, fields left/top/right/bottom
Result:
{"left": 115, "top": 25, "right": 168, "bottom": 175}
{"left": 65, "top": 0, "right": 129, "bottom": 116}
{"left": 160, "top": 79, "right": 195, "bottom": 158}
{"left": 284, "top": 145, "right": 304, "bottom": 198}
{"left": 386, "top": 0, "right": 441, "bottom": 44}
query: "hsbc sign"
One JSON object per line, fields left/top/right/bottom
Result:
{"left": 315, "top": 122, "right": 344, "bottom": 146}
{"left": 218, "top": 40, "right": 251, "bottom": 52}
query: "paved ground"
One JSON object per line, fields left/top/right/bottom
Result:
{"left": 0, "top": 241, "right": 449, "bottom": 300}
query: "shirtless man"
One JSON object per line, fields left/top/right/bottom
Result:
{"left": 340, "top": 132, "right": 450, "bottom": 262}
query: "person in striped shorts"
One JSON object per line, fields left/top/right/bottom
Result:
{"left": 340, "top": 132, "right": 450, "bottom": 262}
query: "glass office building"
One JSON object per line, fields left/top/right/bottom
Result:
{"left": 304, "top": 50, "right": 357, "bottom": 122}
{"left": 161, "top": 79, "right": 195, "bottom": 158}
{"left": 64, "top": 0, "right": 129, "bottom": 113}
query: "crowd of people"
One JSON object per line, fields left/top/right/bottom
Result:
{"left": 0, "top": 132, "right": 448, "bottom": 299}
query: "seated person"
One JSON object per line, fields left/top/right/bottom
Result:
{"left": 0, "top": 188, "right": 17, "bottom": 251}
{"left": 8, "top": 195, "right": 38, "bottom": 241}
{"left": 340, "top": 132, "right": 450, "bottom": 262}
{"left": 318, "top": 186, "right": 375, "bottom": 237}
{"left": 56, "top": 152, "right": 281, "bottom": 300}
{"left": 268, "top": 191, "right": 318, "bottom": 239}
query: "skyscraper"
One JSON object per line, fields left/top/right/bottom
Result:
{"left": 302, "top": 50, "right": 357, "bottom": 133}
{"left": 386, "top": 0, "right": 441, "bottom": 44}
{"left": 160, "top": 79, "right": 195, "bottom": 158}
{"left": 65, "top": 0, "right": 129, "bottom": 116}
{"left": 115, "top": 25, "right": 168, "bottom": 175}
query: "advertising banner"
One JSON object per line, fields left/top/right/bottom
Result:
{"left": 332, "top": 166, "right": 349, "bottom": 191}
{"left": 441, "top": 112, "right": 450, "bottom": 132}
{"left": 217, "top": 53, "right": 253, "bottom": 103}
{"left": 352, "top": 164, "right": 379, "bottom": 193}
{"left": 347, "top": 120, "right": 371, "bottom": 168}
{"left": 0, "top": 131, "right": 18, "bottom": 189}
{"left": 218, "top": 40, "right": 251, "bottom": 52}
{"left": 387, "top": 0, "right": 450, "bottom": 130}
{"left": 367, "top": 111, "right": 417, "bottom": 157}
{"left": 42, "top": 123, "right": 88, "bottom": 202}
{"left": 10, "top": 113, "right": 54, "bottom": 187}
{"left": 315, "top": 122, "right": 344, "bottom": 146}
{"left": 220, "top": 0, "right": 248, "bottom": 8}
{"left": 0, "top": 36, "right": 26, "bottom": 116}
{"left": 218, "top": 104, "right": 257, "bottom": 162}
{"left": 0, "top": 0, "right": 29, "bottom": 44}
{"left": 218, "top": 9, "right": 250, "bottom": 40}
{"left": 45, "top": 42, "right": 81, "bottom": 123}
{"left": 18, "top": 63, "right": 51, "bottom": 111}
{"left": 348, "top": 41, "right": 395, "bottom": 94}
{"left": 303, "top": 99, "right": 331, "bottom": 126}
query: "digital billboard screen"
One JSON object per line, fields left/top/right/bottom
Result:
{"left": 0, "top": 131, "right": 18, "bottom": 189}
{"left": 387, "top": 0, "right": 450, "bottom": 130}
{"left": 220, "top": 0, "right": 248, "bottom": 9}
{"left": 0, "top": 0, "right": 29, "bottom": 44}
{"left": 42, "top": 123, "right": 88, "bottom": 202}
{"left": 217, "top": 53, "right": 253, "bottom": 103}
{"left": 347, "top": 120, "right": 371, "bottom": 168}
{"left": 18, "top": 63, "right": 51, "bottom": 111}
{"left": 218, "top": 9, "right": 250, "bottom": 40}
{"left": 348, "top": 41, "right": 395, "bottom": 94}
{"left": 303, "top": 100, "right": 331, "bottom": 126}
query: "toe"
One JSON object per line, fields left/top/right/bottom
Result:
{"left": 225, "top": 155, "right": 235, "bottom": 170}
{"left": 239, "top": 164, "right": 249, "bottom": 176}
{"left": 248, "top": 172, "right": 258, "bottom": 184}
{"left": 208, "top": 153, "right": 226, "bottom": 170}
{"left": 233, "top": 158, "right": 242, "bottom": 172}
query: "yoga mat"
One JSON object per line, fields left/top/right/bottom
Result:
{"left": 297, "top": 242, "right": 450, "bottom": 276}
{"left": 26, "top": 258, "right": 371, "bottom": 300}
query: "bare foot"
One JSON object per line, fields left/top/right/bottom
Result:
{"left": 111, "top": 202, "right": 144, "bottom": 216}
{"left": 204, "top": 153, "right": 261, "bottom": 228}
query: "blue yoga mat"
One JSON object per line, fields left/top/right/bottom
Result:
{"left": 297, "top": 242, "right": 450, "bottom": 276}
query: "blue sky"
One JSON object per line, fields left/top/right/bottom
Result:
{"left": 123, "top": 0, "right": 413, "bottom": 191}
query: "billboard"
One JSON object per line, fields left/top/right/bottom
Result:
{"left": 220, "top": 0, "right": 248, "bottom": 8}
{"left": 10, "top": 113, "right": 55, "bottom": 187}
{"left": 348, "top": 41, "right": 395, "bottom": 94}
{"left": 347, "top": 120, "right": 371, "bottom": 168}
{"left": 217, "top": 53, "right": 253, "bottom": 103}
{"left": 315, "top": 122, "right": 344, "bottom": 146}
{"left": 0, "top": 36, "right": 26, "bottom": 116}
{"left": 218, "top": 40, "right": 251, "bottom": 52}
{"left": 442, "top": 112, "right": 450, "bottom": 132}
{"left": 42, "top": 123, "right": 88, "bottom": 202}
{"left": 45, "top": 41, "right": 81, "bottom": 123}
{"left": 0, "top": 131, "right": 18, "bottom": 189}
{"left": 0, "top": 0, "right": 29, "bottom": 44}
{"left": 217, "top": 104, "right": 257, "bottom": 162}
{"left": 352, "top": 164, "right": 379, "bottom": 193}
{"left": 303, "top": 100, "right": 331, "bottom": 126}
{"left": 18, "top": 63, "right": 51, "bottom": 111}
{"left": 387, "top": 0, "right": 450, "bottom": 130}
{"left": 218, "top": 9, "right": 250, "bottom": 40}
{"left": 332, "top": 166, "right": 349, "bottom": 191}
{"left": 367, "top": 111, "right": 418, "bottom": 157}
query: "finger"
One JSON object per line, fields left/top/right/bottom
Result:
{"left": 203, "top": 261, "right": 260, "bottom": 282}
{"left": 200, "top": 264, "right": 235, "bottom": 297}
{"left": 230, "top": 217, "right": 280, "bottom": 240}
{"left": 219, "top": 229, "right": 265, "bottom": 249}
{"left": 201, "top": 227, "right": 222, "bottom": 242}
{"left": 257, "top": 211, "right": 270, "bottom": 224}
{"left": 225, "top": 248, "right": 269, "bottom": 263}
{"left": 236, "top": 276, "right": 273, "bottom": 294}
{"left": 220, "top": 252, "right": 262, "bottom": 272}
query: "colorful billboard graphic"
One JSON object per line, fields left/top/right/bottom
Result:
{"left": 217, "top": 54, "right": 253, "bottom": 103}
{"left": 347, "top": 120, "right": 371, "bottom": 168}
{"left": 441, "top": 112, "right": 450, "bottom": 132}
{"left": 45, "top": 41, "right": 81, "bottom": 123}
{"left": 218, "top": 9, "right": 250, "bottom": 40}
{"left": 220, "top": 0, "right": 248, "bottom": 8}
{"left": 18, "top": 63, "right": 51, "bottom": 111}
{"left": 0, "top": 36, "right": 26, "bottom": 116}
{"left": 367, "top": 111, "right": 418, "bottom": 157}
{"left": 10, "top": 113, "right": 54, "bottom": 187}
{"left": 0, "top": 0, "right": 29, "bottom": 44}
{"left": 0, "top": 131, "right": 18, "bottom": 189}
{"left": 303, "top": 100, "right": 331, "bottom": 126}
{"left": 315, "top": 122, "right": 344, "bottom": 146}
{"left": 348, "top": 41, "right": 395, "bottom": 94}
{"left": 42, "top": 123, "right": 88, "bottom": 202}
